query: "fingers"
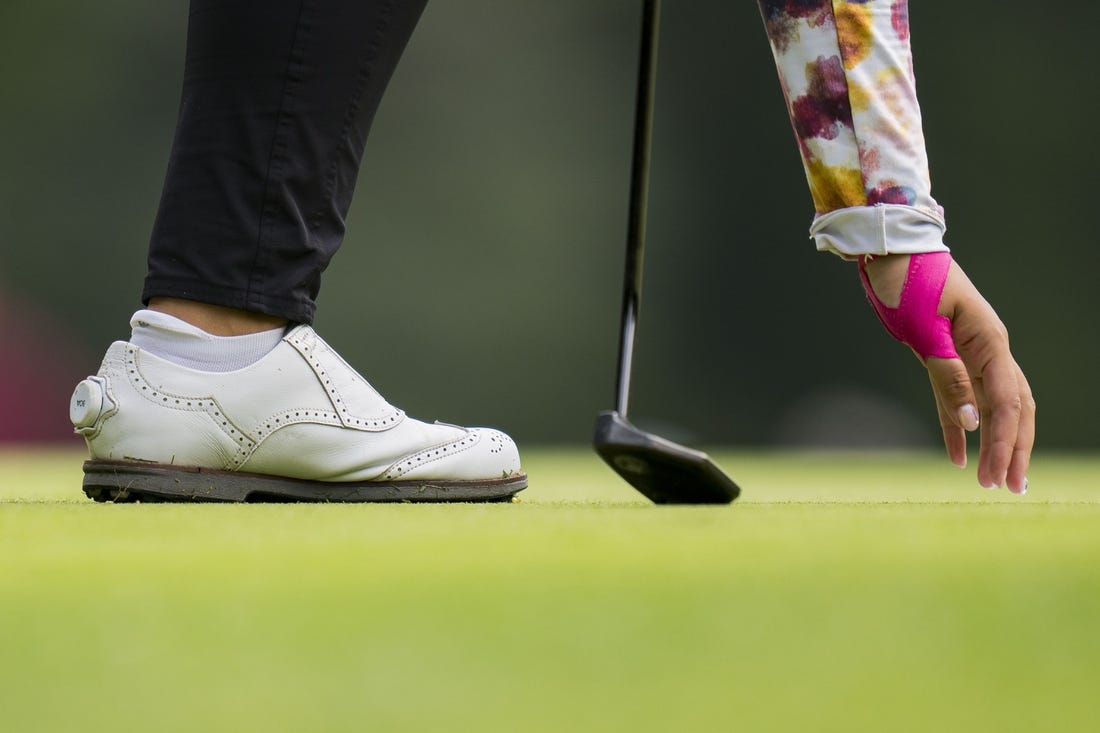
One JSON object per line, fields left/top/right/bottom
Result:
{"left": 931, "top": 262, "right": 1034, "bottom": 495}
{"left": 1005, "top": 365, "right": 1035, "bottom": 494}
{"left": 952, "top": 311, "right": 1030, "bottom": 494}
{"left": 932, "top": 351, "right": 1031, "bottom": 493}
{"left": 974, "top": 356, "right": 1026, "bottom": 491}
{"left": 926, "top": 358, "right": 974, "bottom": 468}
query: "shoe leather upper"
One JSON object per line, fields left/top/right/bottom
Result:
{"left": 73, "top": 326, "right": 521, "bottom": 482}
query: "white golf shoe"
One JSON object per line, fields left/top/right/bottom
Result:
{"left": 70, "top": 325, "right": 525, "bottom": 502}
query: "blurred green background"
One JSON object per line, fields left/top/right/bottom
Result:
{"left": 1, "top": 1, "right": 1096, "bottom": 448}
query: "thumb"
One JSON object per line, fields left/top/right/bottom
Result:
{"left": 925, "top": 355, "right": 980, "bottom": 467}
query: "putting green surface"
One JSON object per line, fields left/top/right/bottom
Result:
{"left": 2, "top": 448, "right": 1098, "bottom": 732}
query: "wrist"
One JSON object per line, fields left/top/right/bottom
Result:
{"left": 858, "top": 252, "right": 959, "bottom": 360}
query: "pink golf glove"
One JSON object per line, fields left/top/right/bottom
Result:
{"left": 858, "top": 252, "right": 959, "bottom": 361}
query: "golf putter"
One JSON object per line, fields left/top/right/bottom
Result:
{"left": 592, "top": 0, "right": 740, "bottom": 505}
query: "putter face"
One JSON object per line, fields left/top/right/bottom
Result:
{"left": 593, "top": 411, "right": 740, "bottom": 505}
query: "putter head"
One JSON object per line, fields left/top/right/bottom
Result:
{"left": 592, "top": 411, "right": 740, "bottom": 505}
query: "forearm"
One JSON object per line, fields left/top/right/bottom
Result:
{"left": 758, "top": 1, "right": 947, "bottom": 258}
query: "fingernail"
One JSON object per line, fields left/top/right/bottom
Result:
{"left": 1021, "top": 477, "right": 1029, "bottom": 496}
{"left": 982, "top": 482, "right": 997, "bottom": 490}
{"left": 958, "top": 404, "right": 980, "bottom": 431}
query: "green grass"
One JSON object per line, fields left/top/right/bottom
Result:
{"left": 2, "top": 447, "right": 1099, "bottom": 732}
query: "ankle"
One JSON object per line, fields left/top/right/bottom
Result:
{"left": 147, "top": 297, "right": 289, "bottom": 336}
{"left": 130, "top": 309, "right": 286, "bottom": 372}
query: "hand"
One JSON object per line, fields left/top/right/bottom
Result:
{"left": 862, "top": 254, "right": 1034, "bottom": 494}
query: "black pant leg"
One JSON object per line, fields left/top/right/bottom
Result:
{"left": 144, "top": 0, "right": 428, "bottom": 323}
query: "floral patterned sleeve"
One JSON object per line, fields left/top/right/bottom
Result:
{"left": 758, "top": 1, "right": 949, "bottom": 259}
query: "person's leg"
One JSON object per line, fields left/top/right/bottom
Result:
{"left": 71, "top": 0, "right": 525, "bottom": 502}
{"left": 145, "top": 0, "right": 428, "bottom": 328}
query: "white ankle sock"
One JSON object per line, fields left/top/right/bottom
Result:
{"left": 129, "top": 309, "right": 286, "bottom": 372}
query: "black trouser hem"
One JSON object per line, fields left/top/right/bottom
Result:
{"left": 142, "top": 277, "right": 315, "bottom": 324}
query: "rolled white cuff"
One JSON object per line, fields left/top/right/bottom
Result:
{"left": 809, "top": 204, "right": 948, "bottom": 259}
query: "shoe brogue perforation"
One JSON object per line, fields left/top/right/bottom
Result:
{"left": 487, "top": 433, "right": 513, "bottom": 455}
{"left": 125, "top": 346, "right": 254, "bottom": 454}
{"left": 285, "top": 327, "right": 404, "bottom": 432}
{"left": 123, "top": 347, "right": 340, "bottom": 471}
{"left": 380, "top": 431, "right": 482, "bottom": 480}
